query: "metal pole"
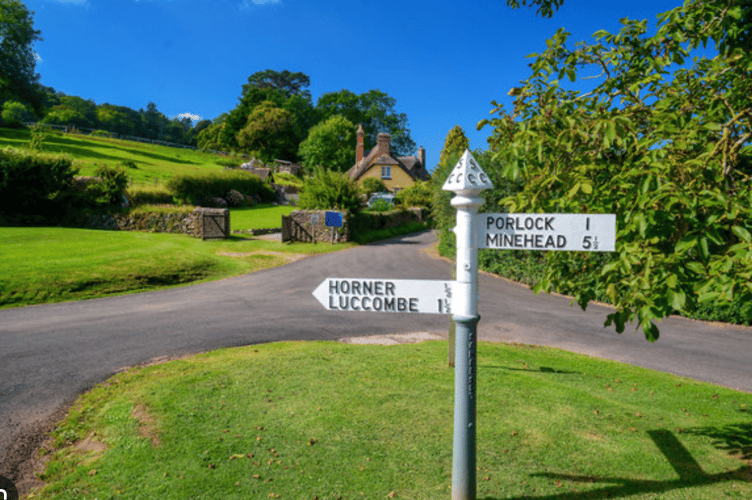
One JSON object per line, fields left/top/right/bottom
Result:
{"left": 442, "top": 150, "right": 492, "bottom": 500}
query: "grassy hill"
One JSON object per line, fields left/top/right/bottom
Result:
{"left": 0, "top": 127, "right": 234, "bottom": 186}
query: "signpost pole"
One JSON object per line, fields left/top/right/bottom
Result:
{"left": 443, "top": 150, "right": 493, "bottom": 500}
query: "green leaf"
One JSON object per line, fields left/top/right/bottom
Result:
{"left": 732, "top": 226, "right": 751, "bottom": 242}
{"left": 566, "top": 68, "right": 576, "bottom": 82}
{"left": 686, "top": 261, "right": 705, "bottom": 274}
{"left": 675, "top": 234, "right": 697, "bottom": 253}
{"left": 669, "top": 289, "right": 686, "bottom": 311}
{"left": 568, "top": 183, "right": 581, "bottom": 198}
{"left": 600, "top": 260, "right": 619, "bottom": 276}
{"left": 580, "top": 182, "right": 593, "bottom": 194}
{"left": 641, "top": 319, "right": 660, "bottom": 342}
{"left": 666, "top": 274, "right": 677, "bottom": 289}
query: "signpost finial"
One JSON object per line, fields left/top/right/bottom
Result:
{"left": 442, "top": 150, "right": 494, "bottom": 193}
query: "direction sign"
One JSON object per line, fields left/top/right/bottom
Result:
{"left": 478, "top": 213, "right": 616, "bottom": 252}
{"left": 312, "top": 278, "right": 453, "bottom": 314}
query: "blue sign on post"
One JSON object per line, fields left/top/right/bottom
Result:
{"left": 325, "top": 211, "right": 343, "bottom": 227}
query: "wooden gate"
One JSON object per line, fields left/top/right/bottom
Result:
{"left": 281, "top": 214, "right": 313, "bottom": 243}
{"left": 195, "top": 208, "right": 229, "bottom": 240}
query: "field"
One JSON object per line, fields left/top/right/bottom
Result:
{"left": 30, "top": 340, "right": 752, "bottom": 499}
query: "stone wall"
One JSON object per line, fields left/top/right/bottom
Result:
{"left": 283, "top": 209, "right": 351, "bottom": 243}
{"left": 75, "top": 211, "right": 197, "bottom": 235}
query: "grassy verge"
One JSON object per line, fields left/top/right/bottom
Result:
{"left": 0, "top": 227, "right": 355, "bottom": 308}
{"left": 31, "top": 341, "right": 752, "bottom": 499}
{"left": 352, "top": 221, "right": 429, "bottom": 245}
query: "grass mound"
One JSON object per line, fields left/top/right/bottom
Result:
{"left": 33, "top": 341, "right": 752, "bottom": 499}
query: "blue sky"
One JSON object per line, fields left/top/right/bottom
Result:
{"left": 24, "top": 0, "right": 682, "bottom": 172}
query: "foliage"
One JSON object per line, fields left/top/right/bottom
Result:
{"left": 273, "top": 172, "right": 303, "bottom": 187}
{"left": 166, "top": 170, "right": 275, "bottom": 206}
{"left": 395, "top": 180, "right": 433, "bottom": 208}
{"left": 505, "top": 0, "right": 564, "bottom": 18}
{"left": 297, "top": 165, "right": 362, "bottom": 213}
{"left": 0, "top": 0, "right": 41, "bottom": 108}
{"left": 368, "top": 198, "right": 393, "bottom": 212}
{"left": 241, "top": 69, "right": 312, "bottom": 100}
{"left": 0, "top": 147, "right": 77, "bottom": 218}
{"left": 479, "top": 0, "right": 752, "bottom": 341}
{"left": 235, "top": 101, "right": 296, "bottom": 163}
{"left": 1, "top": 100, "right": 33, "bottom": 125}
{"left": 196, "top": 120, "right": 227, "bottom": 151}
{"left": 89, "top": 164, "right": 129, "bottom": 206}
{"left": 315, "top": 89, "right": 416, "bottom": 157}
{"left": 27, "top": 122, "right": 50, "bottom": 150}
{"left": 439, "top": 125, "right": 470, "bottom": 165}
{"left": 360, "top": 177, "right": 388, "bottom": 199}
{"left": 298, "top": 115, "right": 356, "bottom": 173}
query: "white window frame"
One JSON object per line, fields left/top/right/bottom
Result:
{"left": 381, "top": 166, "right": 392, "bottom": 180}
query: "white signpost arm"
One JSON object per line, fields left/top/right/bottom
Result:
{"left": 443, "top": 150, "right": 493, "bottom": 500}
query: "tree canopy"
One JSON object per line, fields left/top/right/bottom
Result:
{"left": 298, "top": 115, "right": 356, "bottom": 173}
{"left": 480, "top": 0, "right": 752, "bottom": 340}
{"left": 439, "top": 125, "right": 470, "bottom": 165}
{"left": 316, "top": 89, "right": 416, "bottom": 157}
{"left": 0, "top": 0, "right": 42, "bottom": 111}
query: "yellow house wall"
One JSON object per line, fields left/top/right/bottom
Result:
{"left": 358, "top": 164, "right": 414, "bottom": 192}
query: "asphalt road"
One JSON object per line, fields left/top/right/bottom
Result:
{"left": 2, "top": 229, "right": 751, "bottom": 482}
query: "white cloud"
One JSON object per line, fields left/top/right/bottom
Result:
{"left": 239, "top": 0, "right": 281, "bottom": 10}
{"left": 178, "top": 113, "right": 201, "bottom": 122}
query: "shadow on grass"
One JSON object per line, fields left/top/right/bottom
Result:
{"left": 481, "top": 365, "right": 581, "bottom": 375}
{"left": 481, "top": 428, "right": 751, "bottom": 500}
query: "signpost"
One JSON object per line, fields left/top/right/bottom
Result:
{"left": 313, "top": 278, "right": 452, "bottom": 314}
{"left": 311, "top": 149, "right": 616, "bottom": 500}
{"left": 478, "top": 213, "right": 616, "bottom": 252}
{"left": 325, "top": 211, "right": 343, "bottom": 244}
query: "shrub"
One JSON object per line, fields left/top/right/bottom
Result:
{"left": 360, "top": 177, "right": 388, "bottom": 199}
{"left": 0, "top": 147, "right": 77, "bottom": 218}
{"left": 28, "top": 124, "right": 51, "bottom": 151}
{"left": 225, "top": 189, "right": 245, "bottom": 207}
{"left": 130, "top": 185, "right": 174, "bottom": 205}
{"left": 395, "top": 180, "right": 432, "bottom": 208}
{"left": 89, "top": 164, "right": 129, "bottom": 206}
{"left": 369, "top": 198, "right": 393, "bottom": 212}
{"left": 166, "top": 170, "right": 275, "bottom": 205}
{"left": 297, "top": 166, "right": 362, "bottom": 213}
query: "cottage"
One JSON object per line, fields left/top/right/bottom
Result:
{"left": 273, "top": 159, "right": 302, "bottom": 177}
{"left": 346, "top": 124, "right": 429, "bottom": 193}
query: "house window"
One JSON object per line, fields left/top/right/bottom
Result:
{"left": 381, "top": 166, "right": 391, "bottom": 179}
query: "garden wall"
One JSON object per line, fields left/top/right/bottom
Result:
{"left": 282, "top": 208, "right": 426, "bottom": 243}
{"left": 72, "top": 208, "right": 230, "bottom": 239}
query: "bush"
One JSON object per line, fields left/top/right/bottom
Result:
{"left": 297, "top": 166, "right": 362, "bottom": 213}
{"left": 166, "top": 170, "right": 275, "bottom": 205}
{"left": 90, "top": 164, "right": 129, "bottom": 206}
{"left": 130, "top": 185, "right": 174, "bottom": 205}
{"left": 369, "top": 198, "right": 393, "bottom": 212}
{"left": 28, "top": 123, "right": 51, "bottom": 151}
{"left": 0, "top": 147, "right": 77, "bottom": 219}
{"left": 395, "top": 180, "right": 432, "bottom": 208}
{"left": 361, "top": 177, "right": 388, "bottom": 199}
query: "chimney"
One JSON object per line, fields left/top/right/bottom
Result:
{"left": 418, "top": 145, "right": 425, "bottom": 168}
{"left": 377, "top": 133, "right": 390, "bottom": 157}
{"left": 356, "top": 124, "right": 364, "bottom": 163}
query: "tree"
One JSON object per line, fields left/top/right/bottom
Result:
{"left": 222, "top": 71, "right": 317, "bottom": 157}
{"left": 41, "top": 95, "right": 97, "bottom": 128}
{"left": 242, "top": 69, "right": 312, "bottom": 100}
{"left": 439, "top": 125, "right": 470, "bottom": 165}
{"left": 316, "top": 89, "right": 416, "bottom": 157}
{"left": 140, "top": 102, "right": 170, "bottom": 140}
{"left": 0, "top": 0, "right": 42, "bottom": 109}
{"left": 197, "top": 115, "right": 228, "bottom": 151}
{"left": 479, "top": 0, "right": 752, "bottom": 341}
{"left": 298, "top": 115, "right": 356, "bottom": 173}
{"left": 235, "top": 101, "right": 296, "bottom": 163}
{"left": 1, "top": 100, "right": 33, "bottom": 126}
{"left": 96, "top": 103, "right": 142, "bottom": 136}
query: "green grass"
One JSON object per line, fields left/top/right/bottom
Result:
{"left": 0, "top": 227, "right": 355, "bottom": 308}
{"left": 230, "top": 204, "right": 295, "bottom": 231}
{"left": 31, "top": 341, "right": 752, "bottom": 499}
{"left": 0, "top": 127, "right": 234, "bottom": 186}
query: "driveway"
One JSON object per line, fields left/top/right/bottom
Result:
{"left": 2, "top": 229, "right": 750, "bottom": 488}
